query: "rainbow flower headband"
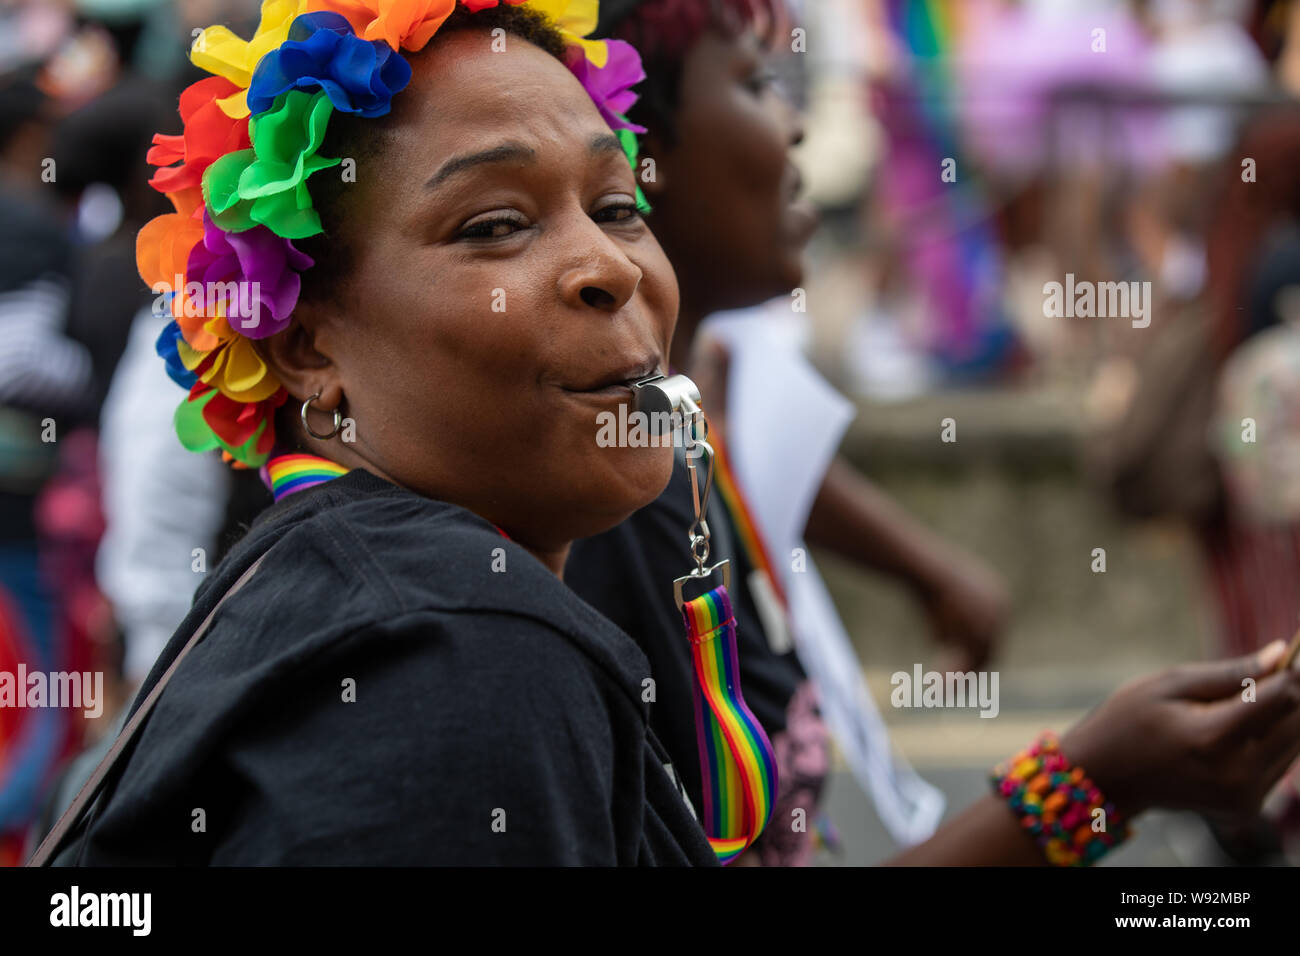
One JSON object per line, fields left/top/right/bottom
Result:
{"left": 140, "top": 0, "right": 650, "bottom": 469}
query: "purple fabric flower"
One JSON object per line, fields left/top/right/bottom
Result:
{"left": 565, "top": 40, "right": 648, "bottom": 134}
{"left": 186, "top": 210, "right": 314, "bottom": 339}
{"left": 246, "top": 11, "right": 412, "bottom": 119}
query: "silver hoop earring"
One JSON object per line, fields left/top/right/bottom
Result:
{"left": 301, "top": 391, "right": 342, "bottom": 440}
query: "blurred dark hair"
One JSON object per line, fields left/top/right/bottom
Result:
{"left": 52, "top": 76, "right": 173, "bottom": 220}
{"left": 594, "top": 0, "right": 779, "bottom": 145}
{"left": 0, "top": 68, "right": 47, "bottom": 153}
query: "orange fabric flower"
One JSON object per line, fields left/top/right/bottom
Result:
{"left": 305, "top": 0, "right": 456, "bottom": 52}
{"left": 166, "top": 188, "right": 203, "bottom": 218}
{"left": 136, "top": 212, "right": 204, "bottom": 293}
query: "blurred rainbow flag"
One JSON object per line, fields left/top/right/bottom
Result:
{"left": 877, "top": 0, "right": 1016, "bottom": 377}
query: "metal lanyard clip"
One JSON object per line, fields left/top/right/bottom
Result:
{"left": 632, "top": 374, "right": 731, "bottom": 608}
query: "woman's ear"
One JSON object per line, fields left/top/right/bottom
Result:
{"left": 255, "top": 307, "right": 345, "bottom": 414}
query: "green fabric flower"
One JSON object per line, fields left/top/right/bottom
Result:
{"left": 203, "top": 89, "right": 341, "bottom": 240}
{"left": 617, "top": 128, "right": 652, "bottom": 216}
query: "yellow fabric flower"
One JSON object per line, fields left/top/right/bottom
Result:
{"left": 191, "top": 0, "right": 312, "bottom": 118}
{"left": 178, "top": 334, "right": 282, "bottom": 403}
{"left": 191, "top": 0, "right": 607, "bottom": 116}
{"left": 204, "top": 336, "right": 283, "bottom": 402}
{"left": 526, "top": 0, "right": 606, "bottom": 66}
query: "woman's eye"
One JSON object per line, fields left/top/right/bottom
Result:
{"left": 745, "top": 70, "right": 779, "bottom": 95}
{"left": 457, "top": 215, "right": 527, "bottom": 240}
{"left": 593, "top": 202, "right": 642, "bottom": 224}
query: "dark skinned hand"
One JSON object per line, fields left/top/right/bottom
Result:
{"left": 1062, "top": 640, "right": 1300, "bottom": 818}
{"left": 915, "top": 551, "right": 1008, "bottom": 674}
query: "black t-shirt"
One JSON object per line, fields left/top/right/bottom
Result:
{"left": 565, "top": 452, "right": 807, "bottom": 825}
{"left": 61, "top": 469, "right": 717, "bottom": 866}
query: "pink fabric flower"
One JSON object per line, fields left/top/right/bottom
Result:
{"left": 564, "top": 39, "right": 647, "bottom": 133}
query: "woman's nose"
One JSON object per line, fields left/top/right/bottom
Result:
{"left": 558, "top": 219, "right": 643, "bottom": 313}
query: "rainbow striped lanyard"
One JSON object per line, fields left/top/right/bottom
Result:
{"left": 672, "top": 410, "right": 779, "bottom": 864}
{"left": 710, "top": 431, "right": 789, "bottom": 613}
{"left": 262, "top": 452, "right": 350, "bottom": 502}
{"left": 680, "top": 577, "right": 778, "bottom": 863}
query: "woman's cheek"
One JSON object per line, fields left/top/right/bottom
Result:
{"left": 635, "top": 250, "right": 680, "bottom": 343}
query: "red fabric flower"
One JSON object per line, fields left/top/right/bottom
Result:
{"left": 148, "top": 76, "right": 251, "bottom": 195}
{"left": 192, "top": 379, "right": 287, "bottom": 453}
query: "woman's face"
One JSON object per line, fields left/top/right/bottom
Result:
{"left": 645, "top": 27, "right": 816, "bottom": 315}
{"left": 268, "top": 32, "right": 679, "bottom": 565}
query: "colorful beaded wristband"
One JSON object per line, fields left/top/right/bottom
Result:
{"left": 990, "top": 731, "right": 1131, "bottom": 866}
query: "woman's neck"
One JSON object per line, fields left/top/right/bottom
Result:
{"left": 528, "top": 543, "right": 571, "bottom": 579}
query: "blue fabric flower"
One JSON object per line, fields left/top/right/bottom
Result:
{"left": 156, "top": 318, "right": 198, "bottom": 389}
{"left": 246, "top": 11, "right": 412, "bottom": 119}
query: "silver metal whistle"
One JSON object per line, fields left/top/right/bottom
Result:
{"left": 630, "top": 373, "right": 730, "bottom": 607}
{"left": 630, "top": 373, "right": 702, "bottom": 435}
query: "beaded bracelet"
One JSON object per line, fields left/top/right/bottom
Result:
{"left": 990, "top": 731, "right": 1132, "bottom": 866}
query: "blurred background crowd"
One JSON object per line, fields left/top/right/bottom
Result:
{"left": 3, "top": 0, "right": 1300, "bottom": 865}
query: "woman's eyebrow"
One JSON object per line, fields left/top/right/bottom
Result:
{"left": 590, "top": 132, "right": 625, "bottom": 158}
{"left": 425, "top": 142, "right": 536, "bottom": 191}
{"left": 425, "top": 134, "right": 627, "bottom": 192}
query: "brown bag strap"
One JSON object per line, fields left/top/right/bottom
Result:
{"left": 27, "top": 551, "right": 271, "bottom": 867}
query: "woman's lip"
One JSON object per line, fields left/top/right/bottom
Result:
{"left": 565, "top": 383, "right": 636, "bottom": 399}
{"left": 788, "top": 198, "right": 820, "bottom": 241}
{"left": 559, "top": 382, "right": 638, "bottom": 407}
{"left": 561, "top": 362, "right": 661, "bottom": 394}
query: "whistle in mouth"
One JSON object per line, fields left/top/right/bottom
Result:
{"left": 631, "top": 374, "right": 702, "bottom": 436}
